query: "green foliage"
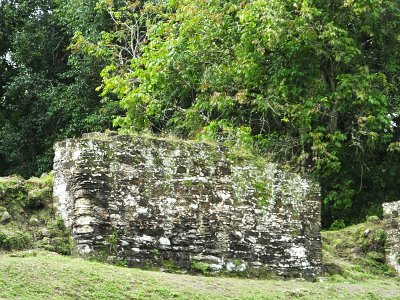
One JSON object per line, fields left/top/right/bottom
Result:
{"left": 329, "top": 219, "right": 346, "bottom": 231}
{"left": 106, "top": 228, "right": 122, "bottom": 253}
{"left": 43, "top": 216, "right": 73, "bottom": 255}
{"left": 95, "top": 0, "right": 400, "bottom": 226}
{"left": 161, "top": 260, "right": 178, "bottom": 272}
{"left": 1, "top": 0, "right": 400, "bottom": 226}
{"left": 191, "top": 261, "right": 210, "bottom": 275}
{"left": 0, "top": 228, "right": 32, "bottom": 250}
{"left": 0, "top": 0, "right": 114, "bottom": 177}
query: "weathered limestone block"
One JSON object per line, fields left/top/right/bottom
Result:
{"left": 383, "top": 201, "right": 400, "bottom": 274}
{"left": 53, "top": 132, "right": 322, "bottom": 278}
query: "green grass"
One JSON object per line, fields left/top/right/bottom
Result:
{"left": 0, "top": 251, "right": 400, "bottom": 300}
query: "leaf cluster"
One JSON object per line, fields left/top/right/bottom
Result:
{"left": 97, "top": 0, "right": 400, "bottom": 225}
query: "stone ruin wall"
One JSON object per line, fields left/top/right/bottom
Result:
{"left": 53, "top": 132, "right": 322, "bottom": 278}
{"left": 383, "top": 201, "right": 400, "bottom": 274}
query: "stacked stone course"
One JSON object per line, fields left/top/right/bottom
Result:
{"left": 54, "top": 132, "right": 322, "bottom": 278}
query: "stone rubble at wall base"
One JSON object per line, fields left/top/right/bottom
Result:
{"left": 53, "top": 132, "right": 322, "bottom": 278}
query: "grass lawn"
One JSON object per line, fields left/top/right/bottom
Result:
{"left": 1, "top": 251, "right": 400, "bottom": 300}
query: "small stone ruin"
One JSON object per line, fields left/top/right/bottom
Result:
{"left": 53, "top": 132, "right": 322, "bottom": 278}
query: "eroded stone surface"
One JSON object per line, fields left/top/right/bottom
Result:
{"left": 53, "top": 132, "right": 322, "bottom": 278}
{"left": 383, "top": 201, "right": 400, "bottom": 274}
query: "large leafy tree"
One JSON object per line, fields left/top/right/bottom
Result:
{"left": 99, "top": 0, "right": 400, "bottom": 226}
{"left": 1, "top": 0, "right": 399, "bottom": 225}
{"left": 0, "top": 0, "right": 114, "bottom": 177}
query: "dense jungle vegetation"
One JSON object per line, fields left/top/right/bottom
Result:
{"left": 1, "top": 0, "right": 400, "bottom": 228}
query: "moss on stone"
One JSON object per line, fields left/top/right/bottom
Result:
{"left": 0, "top": 225, "right": 32, "bottom": 250}
{"left": 191, "top": 261, "right": 210, "bottom": 275}
{"left": 0, "top": 173, "right": 72, "bottom": 255}
{"left": 162, "top": 260, "right": 179, "bottom": 272}
{"left": 322, "top": 216, "right": 396, "bottom": 279}
{"left": 227, "top": 265, "right": 279, "bottom": 280}
{"left": 253, "top": 180, "right": 272, "bottom": 207}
